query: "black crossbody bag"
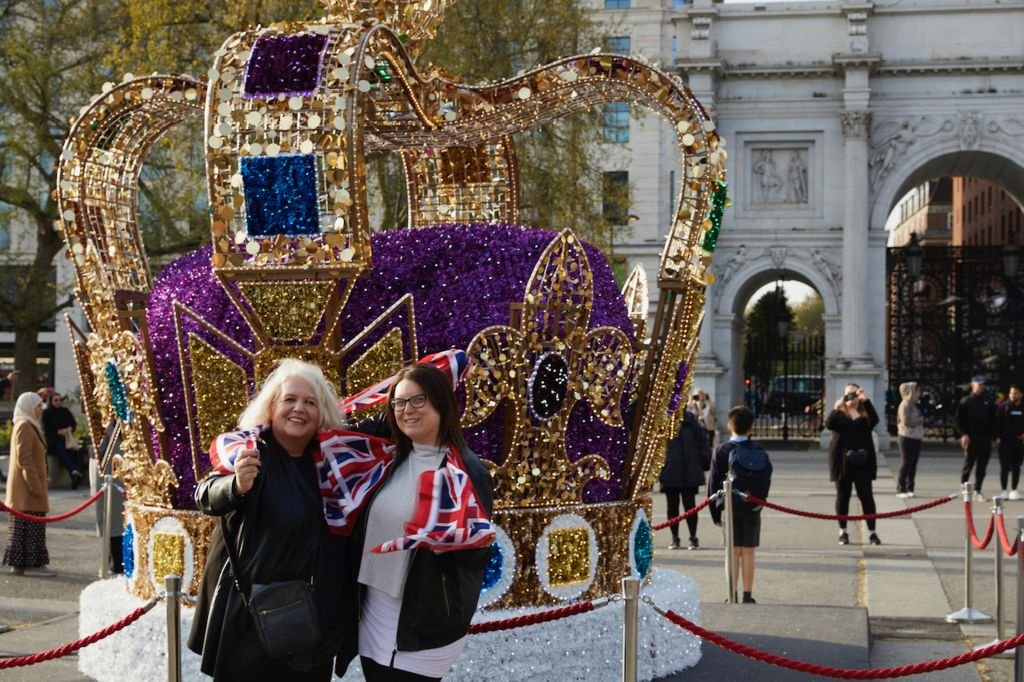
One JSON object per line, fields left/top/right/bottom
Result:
{"left": 220, "top": 516, "right": 321, "bottom": 658}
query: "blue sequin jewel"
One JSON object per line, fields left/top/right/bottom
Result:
{"left": 104, "top": 361, "right": 132, "bottom": 422}
{"left": 122, "top": 524, "right": 135, "bottom": 579}
{"left": 480, "top": 541, "right": 503, "bottom": 594}
{"left": 633, "top": 518, "right": 652, "bottom": 578}
{"left": 241, "top": 154, "right": 321, "bottom": 236}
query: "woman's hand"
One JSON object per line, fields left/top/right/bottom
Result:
{"left": 834, "top": 398, "right": 846, "bottom": 411}
{"left": 234, "top": 449, "right": 261, "bottom": 495}
{"left": 856, "top": 388, "right": 868, "bottom": 402}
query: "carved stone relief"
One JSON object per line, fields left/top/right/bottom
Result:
{"left": 711, "top": 244, "right": 841, "bottom": 308}
{"left": 750, "top": 148, "right": 809, "bottom": 206}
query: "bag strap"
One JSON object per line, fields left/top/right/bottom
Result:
{"left": 219, "top": 515, "right": 253, "bottom": 607}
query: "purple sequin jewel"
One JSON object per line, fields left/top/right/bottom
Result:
{"left": 666, "top": 361, "right": 690, "bottom": 416}
{"left": 244, "top": 33, "right": 329, "bottom": 98}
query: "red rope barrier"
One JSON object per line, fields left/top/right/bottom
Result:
{"left": 0, "top": 599, "right": 156, "bottom": 669}
{"left": 0, "top": 489, "right": 104, "bottom": 524}
{"left": 653, "top": 495, "right": 717, "bottom": 531}
{"left": 468, "top": 601, "right": 595, "bottom": 634}
{"left": 739, "top": 493, "right": 956, "bottom": 522}
{"left": 997, "top": 511, "right": 1019, "bottom": 557}
{"left": 656, "top": 606, "right": 1024, "bottom": 679}
{"left": 964, "top": 500, "right": 995, "bottom": 550}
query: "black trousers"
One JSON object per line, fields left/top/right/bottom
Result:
{"left": 961, "top": 438, "right": 992, "bottom": 493}
{"left": 835, "top": 477, "right": 877, "bottom": 531}
{"left": 999, "top": 441, "right": 1024, "bottom": 490}
{"left": 663, "top": 485, "right": 699, "bottom": 539}
{"left": 361, "top": 656, "right": 442, "bottom": 682}
{"left": 897, "top": 437, "right": 922, "bottom": 493}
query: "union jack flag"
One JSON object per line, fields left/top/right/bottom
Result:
{"left": 210, "top": 425, "right": 263, "bottom": 474}
{"left": 339, "top": 348, "right": 471, "bottom": 414}
{"left": 371, "top": 447, "right": 494, "bottom": 554}
{"left": 314, "top": 429, "right": 394, "bottom": 534}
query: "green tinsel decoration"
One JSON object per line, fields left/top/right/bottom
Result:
{"left": 701, "top": 180, "right": 728, "bottom": 253}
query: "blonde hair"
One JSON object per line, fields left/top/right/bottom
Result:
{"left": 237, "top": 359, "right": 344, "bottom": 431}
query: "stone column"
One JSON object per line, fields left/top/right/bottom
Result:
{"left": 840, "top": 109, "right": 872, "bottom": 363}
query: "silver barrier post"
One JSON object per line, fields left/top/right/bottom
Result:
{"left": 975, "top": 497, "right": 1011, "bottom": 655}
{"left": 1016, "top": 517, "right": 1024, "bottom": 682}
{"left": 724, "top": 477, "right": 737, "bottom": 604}
{"left": 166, "top": 574, "right": 181, "bottom": 682}
{"left": 99, "top": 473, "right": 113, "bottom": 579}
{"left": 947, "top": 482, "right": 993, "bottom": 623}
{"left": 621, "top": 576, "right": 640, "bottom": 682}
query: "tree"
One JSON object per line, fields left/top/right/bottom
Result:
{"left": 743, "top": 287, "right": 791, "bottom": 384}
{"left": 792, "top": 293, "right": 824, "bottom": 338}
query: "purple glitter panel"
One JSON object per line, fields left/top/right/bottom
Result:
{"left": 666, "top": 361, "right": 690, "bottom": 417}
{"left": 243, "top": 33, "right": 329, "bottom": 98}
{"left": 145, "top": 224, "right": 634, "bottom": 508}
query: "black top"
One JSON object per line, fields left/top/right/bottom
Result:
{"left": 955, "top": 392, "right": 998, "bottom": 439}
{"left": 659, "top": 411, "right": 707, "bottom": 489}
{"left": 42, "top": 405, "right": 76, "bottom": 446}
{"left": 825, "top": 400, "right": 880, "bottom": 482}
{"left": 999, "top": 401, "right": 1024, "bottom": 444}
{"left": 188, "top": 432, "right": 352, "bottom": 680}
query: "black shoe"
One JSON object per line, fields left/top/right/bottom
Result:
{"left": 869, "top": 532, "right": 881, "bottom": 546}
{"left": 70, "top": 472, "right": 82, "bottom": 490}
{"left": 838, "top": 531, "right": 849, "bottom": 545}
{"left": 688, "top": 537, "right": 700, "bottom": 550}
{"left": 742, "top": 595, "right": 757, "bottom": 604}
{"left": 669, "top": 537, "right": 681, "bottom": 550}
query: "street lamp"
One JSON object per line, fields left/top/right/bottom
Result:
{"left": 905, "top": 232, "right": 923, "bottom": 279}
{"left": 774, "top": 283, "right": 790, "bottom": 440}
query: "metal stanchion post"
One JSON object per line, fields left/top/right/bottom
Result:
{"left": 166, "top": 575, "right": 181, "bottom": 682}
{"left": 621, "top": 576, "right": 640, "bottom": 682}
{"left": 976, "top": 498, "right": 1012, "bottom": 655}
{"left": 724, "top": 477, "right": 736, "bottom": 604}
{"left": 948, "top": 482, "right": 993, "bottom": 623}
{"left": 1016, "top": 517, "right": 1024, "bottom": 682}
{"left": 99, "top": 473, "right": 113, "bottom": 579}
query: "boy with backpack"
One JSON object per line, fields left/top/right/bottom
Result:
{"left": 708, "top": 405, "right": 772, "bottom": 604}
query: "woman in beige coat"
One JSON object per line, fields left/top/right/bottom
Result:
{"left": 3, "top": 392, "right": 54, "bottom": 576}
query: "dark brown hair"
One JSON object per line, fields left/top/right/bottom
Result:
{"left": 386, "top": 363, "right": 467, "bottom": 457}
{"left": 727, "top": 405, "right": 754, "bottom": 435}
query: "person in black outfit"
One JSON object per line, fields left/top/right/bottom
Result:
{"left": 955, "top": 376, "right": 998, "bottom": 501}
{"left": 41, "top": 392, "right": 84, "bottom": 489}
{"left": 826, "top": 383, "right": 881, "bottom": 546}
{"left": 189, "top": 359, "right": 353, "bottom": 681}
{"left": 659, "top": 410, "right": 709, "bottom": 550}
{"left": 997, "top": 385, "right": 1024, "bottom": 500}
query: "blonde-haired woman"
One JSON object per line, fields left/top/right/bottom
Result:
{"left": 189, "top": 359, "right": 351, "bottom": 681}
{"left": 3, "top": 392, "right": 55, "bottom": 576}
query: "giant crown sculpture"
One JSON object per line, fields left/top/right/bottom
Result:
{"left": 56, "top": 0, "right": 727, "bottom": 609}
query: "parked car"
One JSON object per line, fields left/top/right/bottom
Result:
{"left": 764, "top": 375, "right": 824, "bottom": 416}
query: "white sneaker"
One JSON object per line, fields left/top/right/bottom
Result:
{"left": 974, "top": 491, "right": 988, "bottom": 502}
{"left": 896, "top": 492, "right": 910, "bottom": 499}
{"left": 1010, "top": 490, "right": 1023, "bottom": 501}
{"left": 998, "top": 490, "right": 1010, "bottom": 500}
{"left": 907, "top": 491, "right": 915, "bottom": 498}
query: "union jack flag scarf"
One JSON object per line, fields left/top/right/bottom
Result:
{"left": 208, "top": 349, "right": 493, "bottom": 553}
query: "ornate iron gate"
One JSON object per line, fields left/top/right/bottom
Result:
{"left": 743, "top": 334, "right": 825, "bottom": 441}
{"left": 887, "top": 245, "right": 1024, "bottom": 440}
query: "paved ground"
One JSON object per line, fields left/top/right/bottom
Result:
{"left": 1, "top": 443, "right": 1022, "bottom": 680}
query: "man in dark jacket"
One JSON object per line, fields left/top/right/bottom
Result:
{"left": 955, "top": 376, "right": 998, "bottom": 501}
{"left": 997, "top": 385, "right": 1024, "bottom": 500}
{"left": 659, "top": 410, "right": 709, "bottom": 550}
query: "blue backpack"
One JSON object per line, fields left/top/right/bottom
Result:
{"left": 727, "top": 440, "right": 772, "bottom": 512}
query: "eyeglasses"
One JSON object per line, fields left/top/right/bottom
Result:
{"left": 391, "top": 393, "right": 428, "bottom": 412}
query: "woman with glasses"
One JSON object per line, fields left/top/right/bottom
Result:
{"left": 338, "top": 362, "right": 494, "bottom": 682}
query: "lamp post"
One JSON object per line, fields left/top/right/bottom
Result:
{"left": 775, "top": 284, "right": 790, "bottom": 441}
{"left": 906, "top": 232, "right": 923, "bottom": 279}
{"left": 1003, "top": 228, "right": 1020, "bottom": 281}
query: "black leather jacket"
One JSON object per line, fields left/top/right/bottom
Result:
{"left": 336, "top": 441, "right": 494, "bottom": 673}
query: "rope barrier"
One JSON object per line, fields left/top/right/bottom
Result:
{"left": 964, "top": 501, "right": 995, "bottom": 550}
{"left": 0, "top": 488, "right": 104, "bottom": 523}
{"left": 737, "top": 492, "right": 957, "bottom": 522}
{"left": 652, "top": 493, "right": 721, "bottom": 531}
{"left": 468, "top": 598, "right": 605, "bottom": 634}
{"left": 996, "top": 510, "right": 1019, "bottom": 557}
{"left": 0, "top": 595, "right": 160, "bottom": 670}
{"left": 648, "top": 599, "right": 1024, "bottom": 679}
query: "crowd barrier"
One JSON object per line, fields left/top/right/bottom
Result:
{"left": 5, "top": 481, "right": 1024, "bottom": 680}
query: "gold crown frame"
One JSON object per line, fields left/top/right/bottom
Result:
{"left": 56, "top": 0, "right": 726, "bottom": 605}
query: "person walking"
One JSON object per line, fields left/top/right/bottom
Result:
{"left": 2, "top": 392, "right": 55, "bottom": 577}
{"left": 659, "top": 410, "right": 710, "bottom": 550}
{"left": 997, "top": 385, "right": 1024, "bottom": 500}
{"left": 955, "top": 376, "right": 998, "bottom": 502}
{"left": 896, "top": 382, "right": 924, "bottom": 498}
{"left": 826, "top": 384, "right": 881, "bottom": 546}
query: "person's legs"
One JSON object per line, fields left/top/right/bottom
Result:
{"left": 739, "top": 547, "right": 756, "bottom": 593}
{"left": 835, "top": 478, "right": 854, "bottom": 531}
{"left": 962, "top": 444, "right": 978, "bottom": 485}
{"left": 360, "top": 656, "right": 441, "bottom": 682}
{"left": 663, "top": 487, "right": 682, "bottom": 546}
{"left": 897, "top": 436, "right": 910, "bottom": 493}
{"left": 1012, "top": 443, "right": 1024, "bottom": 491}
{"left": 974, "top": 440, "right": 992, "bottom": 493}
{"left": 680, "top": 486, "right": 699, "bottom": 542}
{"left": 853, "top": 478, "right": 878, "bottom": 533}
{"left": 905, "top": 438, "right": 921, "bottom": 493}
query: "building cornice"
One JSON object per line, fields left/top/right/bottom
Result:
{"left": 833, "top": 53, "right": 883, "bottom": 73}
{"left": 878, "top": 59, "right": 1024, "bottom": 75}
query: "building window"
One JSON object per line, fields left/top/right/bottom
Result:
{"left": 604, "top": 36, "right": 630, "bottom": 53}
{"left": 603, "top": 171, "right": 630, "bottom": 225}
{"left": 672, "top": 35, "right": 678, "bottom": 63}
{"left": 604, "top": 0, "right": 630, "bottom": 8}
{"left": 603, "top": 102, "right": 630, "bottom": 143}
{"left": 673, "top": 0, "right": 688, "bottom": 7}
